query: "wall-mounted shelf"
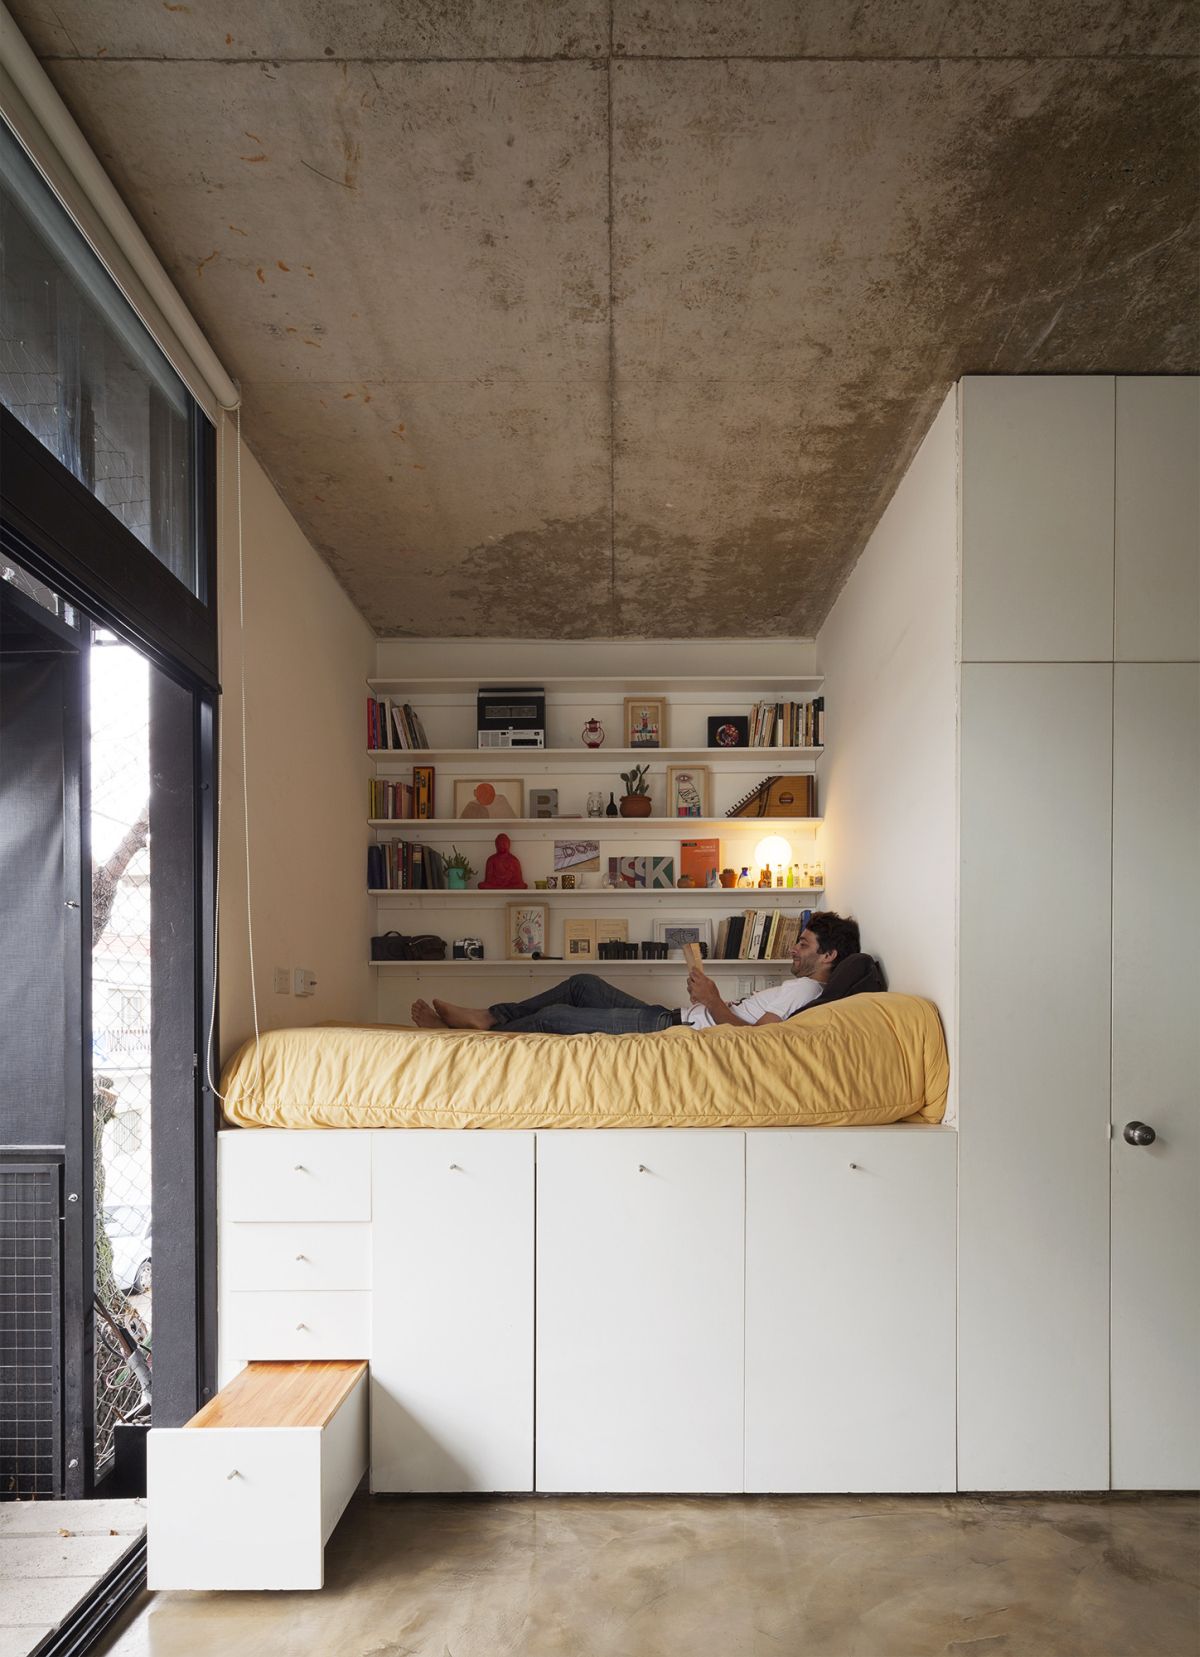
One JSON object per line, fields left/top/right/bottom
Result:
{"left": 368, "top": 816, "right": 821, "bottom": 832}
{"left": 369, "top": 888, "right": 824, "bottom": 903}
{"left": 368, "top": 676, "right": 823, "bottom": 695}
{"left": 368, "top": 747, "right": 824, "bottom": 764}
{"left": 368, "top": 959, "right": 795, "bottom": 973}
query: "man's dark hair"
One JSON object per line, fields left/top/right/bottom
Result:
{"left": 806, "top": 910, "right": 860, "bottom": 963}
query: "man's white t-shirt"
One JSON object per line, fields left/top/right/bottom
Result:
{"left": 680, "top": 975, "right": 824, "bottom": 1030}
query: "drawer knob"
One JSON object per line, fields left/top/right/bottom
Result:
{"left": 226, "top": 1469, "right": 240, "bottom": 1480}
{"left": 292, "top": 1164, "right": 306, "bottom": 1173}
{"left": 294, "top": 1253, "right": 308, "bottom": 1263}
{"left": 849, "top": 1162, "right": 859, "bottom": 1170}
{"left": 449, "top": 1162, "right": 461, "bottom": 1171}
{"left": 295, "top": 1322, "right": 308, "bottom": 1331}
{"left": 638, "top": 1164, "right": 649, "bottom": 1174}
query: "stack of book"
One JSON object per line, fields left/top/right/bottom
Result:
{"left": 367, "top": 698, "right": 431, "bottom": 751}
{"left": 367, "top": 840, "right": 448, "bottom": 890}
{"left": 714, "top": 909, "right": 813, "bottom": 961}
{"left": 368, "top": 765, "right": 435, "bottom": 820}
{"left": 748, "top": 699, "right": 824, "bottom": 747}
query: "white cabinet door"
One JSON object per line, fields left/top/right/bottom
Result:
{"left": 1115, "top": 378, "right": 1200, "bottom": 663}
{"left": 1111, "top": 665, "right": 1200, "bottom": 1488}
{"left": 958, "top": 663, "right": 1113, "bottom": 1490}
{"left": 960, "top": 376, "right": 1115, "bottom": 663}
{"left": 536, "top": 1130, "right": 744, "bottom": 1493}
{"left": 746, "top": 1129, "right": 957, "bottom": 1492}
{"left": 370, "top": 1131, "right": 534, "bottom": 1492}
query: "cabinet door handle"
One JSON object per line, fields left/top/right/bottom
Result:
{"left": 1123, "top": 1121, "right": 1156, "bottom": 1146}
{"left": 292, "top": 1164, "right": 306, "bottom": 1173}
{"left": 295, "top": 1322, "right": 308, "bottom": 1331}
{"left": 638, "top": 1164, "right": 649, "bottom": 1174}
{"left": 294, "top": 1253, "right": 308, "bottom": 1262}
{"left": 449, "top": 1162, "right": 461, "bottom": 1171}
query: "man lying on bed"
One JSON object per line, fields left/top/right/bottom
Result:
{"left": 411, "top": 911, "right": 861, "bottom": 1035}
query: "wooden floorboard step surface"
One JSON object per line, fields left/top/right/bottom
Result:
{"left": 186, "top": 1359, "right": 368, "bottom": 1431}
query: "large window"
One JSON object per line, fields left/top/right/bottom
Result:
{"left": 0, "top": 121, "right": 205, "bottom": 598}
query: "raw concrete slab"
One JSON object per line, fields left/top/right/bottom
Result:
{"left": 94, "top": 1493, "right": 1200, "bottom": 1657}
{"left": 1, "top": 1534, "right": 137, "bottom": 1578}
{"left": 0, "top": 1628, "right": 53, "bottom": 1657}
{"left": 0, "top": 1499, "right": 146, "bottom": 1537}
{"left": 7, "top": 3, "right": 1199, "bottom": 637}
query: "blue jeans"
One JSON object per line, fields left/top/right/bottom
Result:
{"left": 488, "top": 973, "right": 677, "bottom": 1035}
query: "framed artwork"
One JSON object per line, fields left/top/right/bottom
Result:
{"left": 624, "top": 696, "right": 667, "bottom": 748}
{"left": 707, "top": 715, "right": 749, "bottom": 748}
{"left": 667, "top": 764, "right": 710, "bottom": 817}
{"left": 563, "top": 919, "right": 597, "bottom": 961}
{"left": 454, "top": 778, "right": 524, "bottom": 818}
{"left": 652, "top": 917, "right": 713, "bottom": 960}
{"left": 506, "top": 902, "right": 547, "bottom": 959}
{"left": 554, "top": 838, "right": 600, "bottom": 873}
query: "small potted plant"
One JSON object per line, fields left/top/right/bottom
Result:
{"left": 618, "top": 763, "right": 652, "bottom": 818}
{"left": 444, "top": 847, "right": 476, "bottom": 889}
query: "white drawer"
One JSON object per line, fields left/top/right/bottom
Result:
{"left": 223, "top": 1224, "right": 371, "bottom": 1292}
{"left": 220, "top": 1131, "right": 370, "bottom": 1222}
{"left": 223, "top": 1291, "right": 371, "bottom": 1361}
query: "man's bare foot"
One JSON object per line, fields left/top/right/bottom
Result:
{"left": 431, "top": 998, "right": 496, "bottom": 1030}
{"left": 411, "top": 999, "right": 447, "bottom": 1029}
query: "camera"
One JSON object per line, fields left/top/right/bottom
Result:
{"left": 453, "top": 937, "right": 485, "bottom": 961}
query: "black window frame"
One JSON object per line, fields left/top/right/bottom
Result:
{"left": 2, "top": 398, "right": 220, "bottom": 1489}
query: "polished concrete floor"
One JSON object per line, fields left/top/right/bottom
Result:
{"left": 98, "top": 1493, "right": 1197, "bottom": 1657}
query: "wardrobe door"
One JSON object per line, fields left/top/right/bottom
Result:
{"left": 1115, "top": 377, "right": 1200, "bottom": 663}
{"left": 370, "top": 1131, "right": 534, "bottom": 1492}
{"left": 957, "top": 662, "right": 1113, "bottom": 1490}
{"left": 1110, "top": 664, "right": 1200, "bottom": 1488}
{"left": 536, "top": 1130, "right": 744, "bottom": 1493}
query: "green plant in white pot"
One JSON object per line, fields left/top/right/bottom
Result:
{"left": 444, "top": 847, "right": 476, "bottom": 889}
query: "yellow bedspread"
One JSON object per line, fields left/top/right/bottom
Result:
{"left": 220, "top": 992, "right": 948, "bottom": 1130}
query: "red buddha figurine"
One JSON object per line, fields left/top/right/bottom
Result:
{"left": 478, "top": 832, "right": 526, "bottom": 890}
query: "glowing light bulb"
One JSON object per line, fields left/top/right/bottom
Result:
{"left": 754, "top": 834, "right": 792, "bottom": 872}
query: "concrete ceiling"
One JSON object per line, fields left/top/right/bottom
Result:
{"left": 11, "top": 2, "right": 1198, "bottom": 638}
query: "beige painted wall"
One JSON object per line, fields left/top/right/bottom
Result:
{"left": 815, "top": 389, "right": 959, "bottom": 1115}
{"left": 216, "top": 427, "right": 375, "bottom": 1063}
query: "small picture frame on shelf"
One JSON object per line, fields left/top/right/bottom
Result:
{"left": 652, "top": 917, "right": 713, "bottom": 960}
{"left": 506, "top": 902, "right": 548, "bottom": 959}
{"left": 624, "top": 696, "right": 667, "bottom": 749}
{"left": 563, "top": 919, "right": 597, "bottom": 960}
{"left": 454, "top": 778, "right": 524, "bottom": 819}
{"left": 666, "top": 764, "right": 710, "bottom": 817}
{"left": 554, "top": 839, "right": 600, "bottom": 873}
{"left": 707, "top": 715, "right": 750, "bottom": 748}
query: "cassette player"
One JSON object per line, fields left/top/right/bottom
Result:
{"left": 478, "top": 728, "right": 545, "bottom": 748}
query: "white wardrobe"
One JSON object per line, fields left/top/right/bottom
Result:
{"left": 956, "top": 376, "right": 1199, "bottom": 1490}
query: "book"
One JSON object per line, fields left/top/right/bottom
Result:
{"left": 412, "top": 764, "right": 435, "bottom": 820}
{"left": 680, "top": 837, "right": 720, "bottom": 888}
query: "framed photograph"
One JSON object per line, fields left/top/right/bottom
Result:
{"left": 624, "top": 696, "right": 667, "bottom": 749}
{"left": 707, "top": 715, "right": 749, "bottom": 749}
{"left": 563, "top": 918, "right": 597, "bottom": 961}
{"left": 554, "top": 838, "right": 600, "bottom": 873}
{"left": 652, "top": 917, "right": 713, "bottom": 961}
{"left": 667, "top": 764, "right": 710, "bottom": 817}
{"left": 506, "top": 902, "right": 547, "bottom": 959}
{"left": 454, "top": 778, "right": 524, "bottom": 818}
{"left": 529, "top": 787, "right": 559, "bottom": 819}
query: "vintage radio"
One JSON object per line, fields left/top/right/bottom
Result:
{"left": 477, "top": 686, "right": 545, "bottom": 736}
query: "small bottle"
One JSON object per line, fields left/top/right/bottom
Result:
{"left": 737, "top": 866, "right": 752, "bottom": 888}
{"left": 786, "top": 863, "right": 795, "bottom": 888}
{"left": 801, "top": 863, "right": 811, "bottom": 889}
{"left": 812, "top": 860, "right": 824, "bottom": 888}
{"left": 758, "top": 866, "right": 771, "bottom": 887}
{"left": 605, "top": 792, "right": 619, "bottom": 817}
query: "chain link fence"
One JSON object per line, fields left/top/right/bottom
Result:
{"left": 90, "top": 639, "right": 153, "bottom": 1474}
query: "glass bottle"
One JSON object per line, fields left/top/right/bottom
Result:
{"left": 737, "top": 866, "right": 752, "bottom": 888}
{"left": 605, "top": 792, "right": 619, "bottom": 817}
{"left": 586, "top": 791, "right": 603, "bottom": 817}
{"left": 786, "top": 863, "right": 795, "bottom": 888}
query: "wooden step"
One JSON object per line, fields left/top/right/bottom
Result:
{"left": 187, "top": 1360, "right": 367, "bottom": 1431}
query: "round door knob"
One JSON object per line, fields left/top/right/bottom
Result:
{"left": 1123, "top": 1121, "right": 1156, "bottom": 1146}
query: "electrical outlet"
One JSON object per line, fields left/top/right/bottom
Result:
{"left": 293, "top": 967, "right": 317, "bottom": 997}
{"left": 273, "top": 967, "right": 290, "bottom": 994}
